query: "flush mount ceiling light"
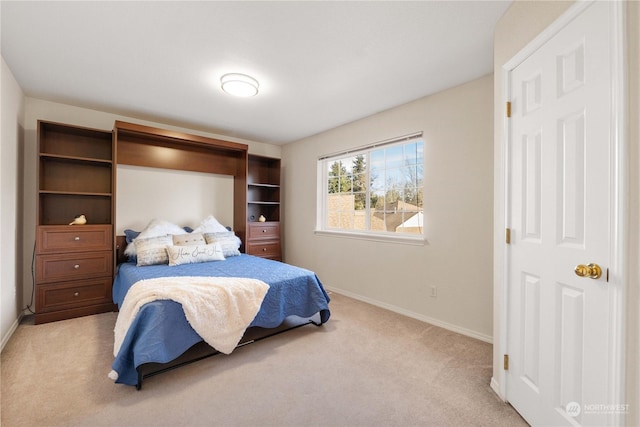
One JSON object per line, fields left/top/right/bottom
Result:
{"left": 220, "top": 73, "right": 259, "bottom": 97}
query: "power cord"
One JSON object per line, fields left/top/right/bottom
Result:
{"left": 23, "top": 241, "right": 36, "bottom": 314}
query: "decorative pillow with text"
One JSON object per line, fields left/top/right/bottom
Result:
{"left": 166, "top": 243, "right": 225, "bottom": 266}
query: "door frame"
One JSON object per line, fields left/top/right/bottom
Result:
{"left": 493, "top": 0, "right": 628, "bottom": 424}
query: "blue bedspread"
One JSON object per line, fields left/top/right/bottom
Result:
{"left": 111, "top": 254, "right": 330, "bottom": 386}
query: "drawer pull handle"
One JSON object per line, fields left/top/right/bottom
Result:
{"left": 74, "top": 292, "right": 79, "bottom": 297}
{"left": 262, "top": 248, "right": 267, "bottom": 252}
{"left": 262, "top": 229, "right": 267, "bottom": 233}
{"left": 74, "top": 264, "right": 80, "bottom": 269}
{"left": 74, "top": 236, "right": 80, "bottom": 241}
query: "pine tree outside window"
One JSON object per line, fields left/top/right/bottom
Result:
{"left": 317, "top": 134, "right": 424, "bottom": 243}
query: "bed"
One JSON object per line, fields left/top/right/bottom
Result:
{"left": 110, "top": 232, "right": 331, "bottom": 389}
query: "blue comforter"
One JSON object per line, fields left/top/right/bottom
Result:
{"left": 111, "top": 254, "right": 330, "bottom": 385}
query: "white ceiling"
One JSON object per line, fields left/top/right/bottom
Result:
{"left": 1, "top": 1, "right": 511, "bottom": 145}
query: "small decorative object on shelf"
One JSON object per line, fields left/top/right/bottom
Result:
{"left": 258, "top": 215, "right": 266, "bottom": 222}
{"left": 69, "top": 214, "right": 87, "bottom": 225}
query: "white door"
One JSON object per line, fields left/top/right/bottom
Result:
{"left": 506, "top": 2, "right": 618, "bottom": 426}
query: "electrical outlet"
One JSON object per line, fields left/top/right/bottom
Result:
{"left": 430, "top": 286, "right": 437, "bottom": 298}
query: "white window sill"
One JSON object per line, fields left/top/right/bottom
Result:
{"left": 314, "top": 229, "right": 427, "bottom": 246}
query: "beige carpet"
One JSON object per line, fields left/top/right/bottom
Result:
{"left": 1, "top": 292, "right": 527, "bottom": 427}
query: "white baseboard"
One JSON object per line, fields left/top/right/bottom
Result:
{"left": 1, "top": 313, "right": 23, "bottom": 352}
{"left": 490, "top": 377, "right": 505, "bottom": 401}
{"left": 326, "top": 286, "right": 493, "bottom": 344}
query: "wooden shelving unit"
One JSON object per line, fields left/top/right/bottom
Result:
{"left": 35, "top": 121, "right": 116, "bottom": 324}
{"left": 246, "top": 155, "right": 281, "bottom": 260}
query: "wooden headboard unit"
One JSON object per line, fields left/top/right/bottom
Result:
{"left": 113, "top": 121, "right": 249, "bottom": 251}
{"left": 115, "top": 235, "right": 129, "bottom": 265}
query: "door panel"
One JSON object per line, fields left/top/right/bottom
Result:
{"left": 506, "top": 2, "right": 613, "bottom": 426}
{"left": 521, "top": 272, "right": 541, "bottom": 389}
{"left": 557, "top": 111, "right": 586, "bottom": 247}
{"left": 522, "top": 131, "right": 542, "bottom": 241}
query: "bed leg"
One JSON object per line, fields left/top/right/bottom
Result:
{"left": 310, "top": 312, "right": 325, "bottom": 326}
{"left": 136, "top": 371, "right": 143, "bottom": 391}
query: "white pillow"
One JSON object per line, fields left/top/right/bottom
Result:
{"left": 135, "top": 235, "right": 172, "bottom": 266}
{"left": 204, "top": 232, "right": 241, "bottom": 257}
{"left": 192, "top": 215, "right": 229, "bottom": 234}
{"left": 166, "top": 243, "right": 225, "bottom": 266}
{"left": 124, "top": 219, "right": 187, "bottom": 258}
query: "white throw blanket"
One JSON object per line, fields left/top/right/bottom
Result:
{"left": 113, "top": 276, "right": 269, "bottom": 357}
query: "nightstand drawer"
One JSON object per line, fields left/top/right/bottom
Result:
{"left": 246, "top": 240, "right": 281, "bottom": 259}
{"left": 37, "top": 225, "right": 113, "bottom": 253}
{"left": 36, "top": 251, "right": 112, "bottom": 284}
{"left": 36, "top": 277, "right": 112, "bottom": 313}
{"left": 248, "top": 222, "right": 280, "bottom": 240}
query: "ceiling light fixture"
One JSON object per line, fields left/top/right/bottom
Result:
{"left": 220, "top": 73, "right": 259, "bottom": 97}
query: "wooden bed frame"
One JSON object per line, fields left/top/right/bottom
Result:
{"left": 134, "top": 315, "right": 322, "bottom": 390}
{"left": 115, "top": 234, "right": 322, "bottom": 390}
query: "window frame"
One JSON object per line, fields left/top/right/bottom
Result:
{"left": 315, "top": 133, "right": 426, "bottom": 245}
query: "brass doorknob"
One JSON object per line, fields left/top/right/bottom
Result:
{"left": 574, "top": 263, "right": 602, "bottom": 279}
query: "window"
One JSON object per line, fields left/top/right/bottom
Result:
{"left": 317, "top": 133, "right": 424, "bottom": 242}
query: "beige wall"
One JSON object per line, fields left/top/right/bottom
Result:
{"left": 116, "top": 165, "right": 235, "bottom": 234}
{"left": 493, "top": 1, "right": 639, "bottom": 424}
{"left": 282, "top": 74, "right": 494, "bottom": 341}
{"left": 1, "top": 57, "right": 25, "bottom": 348}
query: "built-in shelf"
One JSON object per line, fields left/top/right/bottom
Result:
{"left": 35, "top": 120, "right": 116, "bottom": 323}
{"left": 249, "top": 183, "right": 279, "bottom": 187}
{"left": 40, "top": 153, "right": 113, "bottom": 165}
{"left": 247, "top": 155, "right": 281, "bottom": 260}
